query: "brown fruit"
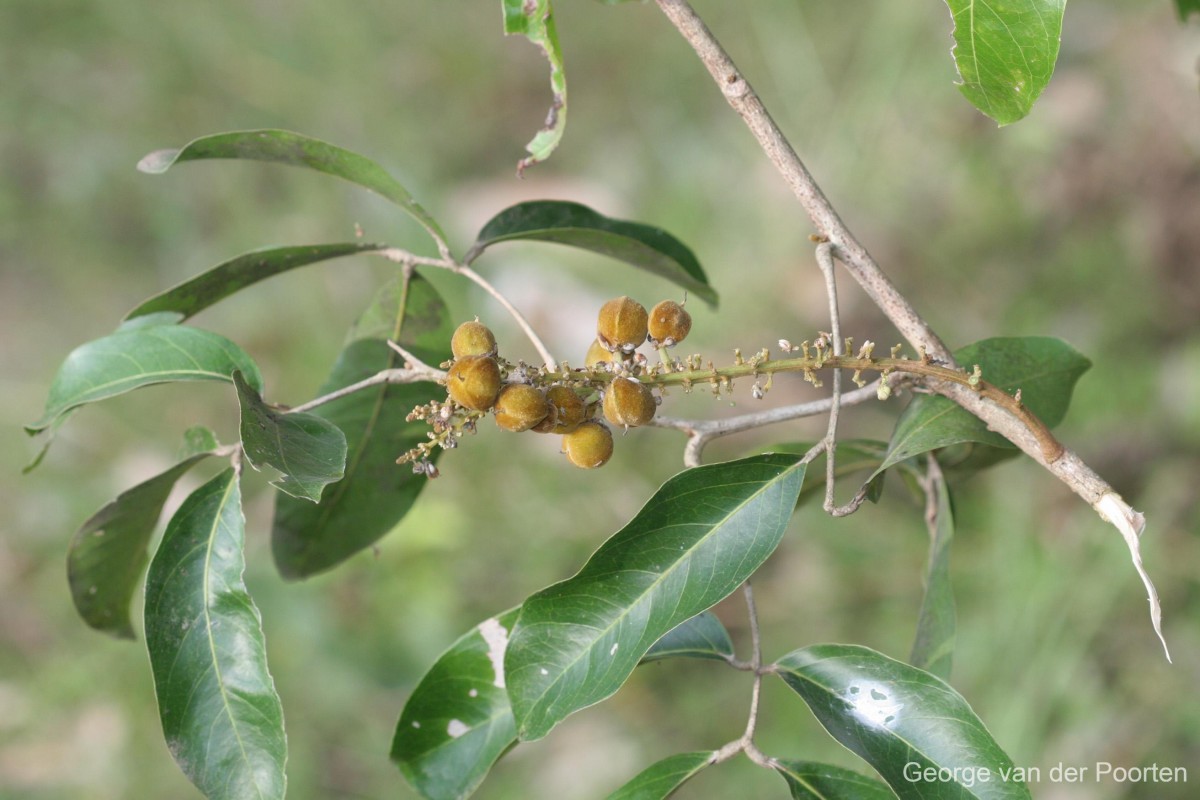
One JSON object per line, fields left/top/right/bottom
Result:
{"left": 446, "top": 355, "right": 502, "bottom": 411}
{"left": 596, "top": 296, "right": 648, "bottom": 353}
{"left": 494, "top": 384, "right": 550, "bottom": 432}
{"left": 585, "top": 338, "right": 616, "bottom": 368}
{"left": 534, "top": 385, "right": 587, "bottom": 434}
{"left": 451, "top": 320, "right": 497, "bottom": 359}
{"left": 562, "top": 421, "right": 614, "bottom": 469}
{"left": 603, "top": 376, "right": 656, "bottom": 428}
{"left": 648, "top": 300, "right": 692, "bottom": 347}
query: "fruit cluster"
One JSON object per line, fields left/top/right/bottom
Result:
{"left": 398, "top": 296, "right": 692, "bottom": 473}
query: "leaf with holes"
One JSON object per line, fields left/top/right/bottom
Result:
{"left": 606, "top": 751, "right": 714, "bottom": 800}
{"left": 127, "top": 242, "right": 388, "bottom": 321}
{"left": 137, "top": 129, "right": 445, "bottom": 244}
{"left": 467, "top": 200, "right": 716, "bottom": 307}
{"left": 776, "top": 644, "right": 1030, "bottom": 799}
{"left": 271, "top": 271, "right": 452, "bottom": 578}
{"left": 27, "top": 314, "right": 262, "bottom": 435}
{"left": 234, "top": 371, "right": 347, "bottom": 503}
{"left": 144, "top": 469, "right": 286, "bottom": 800}
{"left": 943, "top": 0, "right": 1067, "bottom": 125}
{"left": 502, "top": 0, "right": 567, "bottom": 172}
{"left": 506, "top": 454, "right": 805, "bottom": 741}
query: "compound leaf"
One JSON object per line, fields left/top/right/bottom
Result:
{"left": 876, "top": 337, "right": 1090, "bottom": 475}
{"left": 775, "top": 760, "right": 894, "bottom": 800}
{"left": 943, "top": 0, "right": 1067, "bottom": 125}
{"left": 68, "top": 452, "right": 213, "bottom": 639}
{"left": 234, "top": 371, "right": 347, "bottom": 503}
{"left": 137, "top": 129, "right": 446, "bottom": 244}
{"left": 606, "top": 751, "right": 714, "bottom": 800}
{"left": 467, "top": 200, "right": 716, "bottom": 307}
{"left": 502, "top": 0, "right": 567, "bottom": 172}
{"left": 27, "top": 314, "right": 262, "bottom": 435}
{"left": 127, "top": 243, "right": 388, "bottom": 321}
{"left": 392, "top": 609, "right": 520, "bottom": 800}
{"left": 506, "top": 454, "right": 805, "bottom": 741}
{"left": 642, "top": 611, "right": 735, "bottom": 664}
{"left": 271, "top": 271, "right": 452, "bottom": 578}
{"left": 775, "top": 644, "right": 1030, "bottom": 800}
{"left": 144, "top": 469, "right": 286, "bottom": 800}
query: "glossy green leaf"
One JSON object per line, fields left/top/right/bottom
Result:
{"left": 775, "top": 760, "right": 895, "bottom": 800}
{"left": 506, "top": 454, "right": 805, "bottom": 741}
{"left": 466, "top": 200, "right": 718, "bottom": 308}
{"left": 875, "top": 337, "right": 1090, "bottom": 475}
{"left": 137, "top": 129, "right": 446, "bottom": 243}
{"left": 944, "top": 0, "right": 1066, "bottom": 125}
{"left": 502, "top": 0, "right": 567, "bottom": 172}
{"left": 68, "top": 452, "right": 212, "bottom": 639}
{"left": 234, "top": 371, "right": 347, "bottom": 502}
{"left": 775, "top": 644, "right": 1030, "bottom": 800}
{"left": 910, "top": 478, "right": 956, "bottom": 681}
{"left": 393, "top": 609, "right": 520, "bottom": 800}
{"left": 127, "top": 243, "right": 387, "bottom": 321}
{"left": 26, "top": 315, "right": 263, "bottom": 434}
{"left": 271, "top": 271, "right": 452, "bottom": 578}
{"left": 144, "top": 469, "right": 286, "bottom": 800}
{"left": 1177, "top": 0, "right": 1200, "bottom": 20}
{"left": 642, "top": 611, "right": 735, "bottom": 664}
{"left": 606, "top": 751, "right": 714, "bottom": 800}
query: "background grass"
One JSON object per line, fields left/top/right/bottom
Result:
{"left": 2, "top": 1, "right": 1197, "bottom": 798}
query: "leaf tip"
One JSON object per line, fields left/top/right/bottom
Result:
{"left": 136, "top": 148, "right": 180, "bottom": 174}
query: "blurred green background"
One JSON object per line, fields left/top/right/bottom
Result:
{"left": 3, "top": 1, "right": 1197, "bottom": 798}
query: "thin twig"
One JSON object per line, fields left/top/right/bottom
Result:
{"left": 378, "top": 247, "right": 558, "bottom": 366}
{"left": 711, "top": 583, "right": 778, "bottom": 768}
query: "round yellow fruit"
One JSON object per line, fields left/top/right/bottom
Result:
{"left": 446, "top": 355, "right": 502, "bottom": 411}
{"left": 451, "top": 320, "right": 497, "bottom": 359}
{"left": 562, "top": 421, "right": 614, "bottom": 469}
{"left": 647, "top": 300, "right": 692, "bottom": 347}
{"left": 597, "top": 296, "right": 648, "bottom": 353}
{"left": 534, "top": 384, "right": 587, "bottom": 434}
{"left": 494, "top": 384, "right": 550, "bottom": 432}
{"left": 603, "top": 375, "right": 656, "bottom": 428}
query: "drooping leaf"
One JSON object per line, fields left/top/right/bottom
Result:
{"left": 775, "top": 760, "right": 895, "bottom": 800}
{"left": 1177, "top": 0, "right": 1200, "bottom": 20}
{"left": 68, "top": 452, "right": 212, "bottom": 639}
{"left": 137, "top": 129, "right": 446, "bottom": 245}
{"left": 502, "top": 0, "right": 567, "bottom": 172}
{"left": 775, "top": 644, "right": 1030, "bottom": 800}
{"left": 875, "top": 337, "right": 1090, "bottom": 475}
{"left": 234, "top": 371, "right": 347, "bottom": 502}
{"left": 127, "top": 243, "right": 387, "bottom": 321}
{"left": 271, "top": 271, "right": 452, "bottom": 578}
{"left": 466, "top": 200, "right": 717, "bottom": 308}
{"left": 606, "top": 751, "right": 714, "bottom": 800}
{"left": 26, "top": 314, "right": 263, "bottom": 435}
{"left": 506, "top": 454, "right": 805, "bottom": 741}
{"left": 642, "top": 611, "right": 735, "bottom": 664}
{"left": 771, "top": 440, "right": 891, "bottom": 507}
{"left": 910, "top": 477, "right": 956, "bottom": 681}
{"left": 144, "top": 469, "right": 286, "bottom": 800}
{"left": 943, "top": 0, "right": 1067, "bottom": 125}
{"left": 392, "top": 609, "right": 520, "bottom": 800}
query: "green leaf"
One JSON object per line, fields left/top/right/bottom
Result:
{"left": 271, "top": 271, "right": 452, "bottom": 578}
{"left": 502, "top": 0, "right": 567, "bottom": 173}
{"left": 775, "top": 644, "right": 1030, "bottom": 800}
{"left": 127, "top": 243, "right": 387, "bottom": 321}
{"left": 392, "top": 609, "right": 519, "bottom": 800}
{"left": 26, "top": 315, "right": 263, "bottom": 434}
{"left": 137, "top": 129, "right": 446, "bottom": 245}
{"left": 467, "top": 200, "right": 717, "bottom": 307}
{"left": 943, "top": 0, "right": 1067, "bottom": 125}
{"left": 606, "top": 751, "right": 714, "bottom": 800}
{"left": 1177, "top": 0, "right": 1200, "bottom": 20}
{"left": 775, "top": 760, "right": 895, "bottom": 800}
{"left": 68, "top": 452, "right": 212, "bottom": 639}
{"left": 144, "top": 469, "right": 286, "bottom": 800}
{"left": 642, "top": 611, "right": 735, "bottom": 664}
{"left": 909, "top": 478, "right": 956, "bottom": 681}
{"left": 506, "top": 454, "right": 805, "bottom": 741}
{"left": 875, "top": 337, "right": 1090, "bottom": 475}
{"left": 180, "top": 425, "right": 221, "bottom": 459}
{"left": 234, "top": 371, "right": 347, "bottom": 502}
{"left": 771, "top": 440, "right": 891, "bottom": 507}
